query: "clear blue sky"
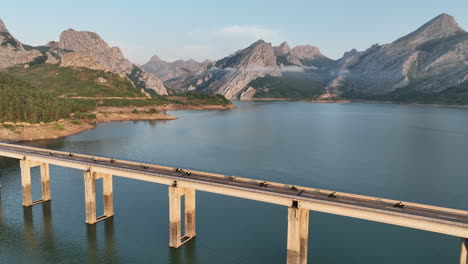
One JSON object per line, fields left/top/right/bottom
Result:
{"left": 1, "top": 0, "right": 467, "bottom": 64}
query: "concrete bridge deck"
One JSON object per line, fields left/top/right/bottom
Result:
{"left": 0, "top": 142, "right": 467, "bottom": 264}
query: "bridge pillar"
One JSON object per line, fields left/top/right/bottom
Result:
{"left": 20, "top": 160, "right": 51, "bottom": 207}
{"left": 287, "top": 205, "right": 309, "bottom": 264}
{"left": 461, "top": 238, "right": 468, "bottom": 264}
{"left": 103, "top": 174, "right": 114, "bottom": 217}
{"left": 84, "top": 171, "right": 113, "bottom": 224}
{"left": 169, "top": 185, "right": 196, "bottom": 248}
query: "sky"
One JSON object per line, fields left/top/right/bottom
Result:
{"left": 1, "top": 0, "right": 467, "bottom": 64}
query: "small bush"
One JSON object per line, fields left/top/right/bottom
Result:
{"left": 53, "top": 122, "right": 65, "bottom": 130}
{"left": 3, "top": 124, "right": 16, "bottom": 131}
{"left": 71, "top": 120, "right": 82, "bottom": 125}
{"left": 132, "top": 109, "right": 139, "bottom": 114}
{"left": 74, "top": 112, "right": 96, "bottom": 120}
{"left": 148, "top": 108, "right": 158, "bottom": 113}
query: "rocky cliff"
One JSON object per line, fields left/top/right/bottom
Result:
{"left": 0, "top": 19, "right": 43, "bottom": 69}
{"left": 59, "top": 52, "right": 110, "bottom": 71}
{"left": 329, "top": 13, "right": 468, "bottom": 100}
{"left": 56, "top": 29, "right": 167, "bottom": 95}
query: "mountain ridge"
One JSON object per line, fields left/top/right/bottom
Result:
{"left": 162, "top": 13, "right": 468, "bottom": 103}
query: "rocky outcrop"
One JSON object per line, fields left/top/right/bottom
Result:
{"left": 328, "top": 13, "right": 468, "bottom": 97}
{"left": 45, "top": 52, "right": 60, "bottom": 64}
{"left": 59, "top": 52, "right": 109, "bottom": 71}
{"left": 0, "top": 18, "right": 42, "bottom": 69}
{"left": 274, "top": 42, "right": 290, "bottom": 56}
{"left": 56, "top": 29, "right": 167, "bottom": 95}
{"left": 142, "top": 56, "right": 200, "bottom": 81}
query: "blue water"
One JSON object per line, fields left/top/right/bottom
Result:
{"left": 1, "top": 101, "right": 468, "bottom": 263}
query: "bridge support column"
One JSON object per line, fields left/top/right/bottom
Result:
{"left": 84, "top": 170, "right": 113, "bottom": 224}
{"left": 287, "top": 205, "right": 309, "bottom": 264}
{"left": 169, "top": 185, "right": 196, "bottom": 248}
{"left": 103, "top": 174, "right": 114, "bottom": 217}
{"left": 461, "top": 238, "right": 468, "bottom": 264}
{"left": 20, "top": 160, "right": 51, "bottom": 207}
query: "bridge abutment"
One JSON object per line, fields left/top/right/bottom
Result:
{"left": 287, "top": 205, "right": 309, "bottom": 264}
{"left": 169, "top": 185, "right": 196, "bottom": 248}
{"left": 461, "top": 238, "right": 468, "bottom": 264}
{"left": 84, "top": 170, "right": 114, "bottom": 224}
{"left": 20, "top": 160, "right": 51, "bottom": 206}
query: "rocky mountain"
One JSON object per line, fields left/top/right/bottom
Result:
{"left": 0, "top": 19, "right": 43, "bottom": 69}
{"left": 165, "top": 40, "right": 333, "bottom": 99}
{"left": 0, "top": 19, "right": 167, "bottom": 96}
{"left": 59, "top": 52, "right": 109, "bottom": 71}
{"left": 142, "top": 56, "right": 201, "bottom": 81}
{"left": 328, "top": 13, "right": 468, "bottom": 102}
{"left": 164, "top": 13, "right": 468, "bottom": 104}
{"left": 54, "top": 29, "right": 167, "bottom": 95}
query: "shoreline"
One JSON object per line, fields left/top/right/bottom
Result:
{"left": 0, "top": 104, "right": 234, "bottom": 143}
{"left": 350, "top": 100, "right": 468, "bottom": 109}
{"left": 243, "top": 97, "right": 468, "bottom": 108}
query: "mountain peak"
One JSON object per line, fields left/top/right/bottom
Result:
{"left": 149, "top": 55, "right": 161, "bottom": 62}
{"left": 274, "top": 41, "right": 291, "bottom": 56}
{"left": 395, "top": 13, "right": 464, "bottom": 46}
{"left": 252, "top": 39, "right": 268, "bottom": 46}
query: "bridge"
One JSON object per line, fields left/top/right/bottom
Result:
{"left": 0, "top": 142, "right": 467, "bottom": 264}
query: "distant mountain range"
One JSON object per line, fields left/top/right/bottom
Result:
{"left": 1, "top": 13, "right": 467, "bottom": 105}
{"left": 161, "top": 13, "right": 468, "bottom": 104}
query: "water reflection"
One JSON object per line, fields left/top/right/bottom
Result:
{"left": 23, "top": 206, "right": 36, "bottom": 254}
{"left": 23, "top": 202, "right": 56, "bottom": 255}
{"left": 169, "top": 238, "right": 197, "bottom": 264}
{"left": 0, "top": 156, "right": 18, "bottom": 169}
{"left": 20, "top": 202, "right": 119, "bottom": 263}
{"left": 87, "top": 218, "right": 118, "bottom": 264}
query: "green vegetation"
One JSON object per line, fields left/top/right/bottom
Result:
{"left": 170, "top": 92, "right": 231, "bottom": 106}
{"left": 0, "top": 62, "right": 232, "bottom": 124}
{"left": 2, "top": 124, "right": 16, "bottom": 131}
{"left": 73, "top": 112, "right": 97, "bottom": 120}
{"left": 53, "top": 122, "right": 65, "bottom": 130}
{"left": 249, "top": 72, "right": 326, "bottom": 99}
{"left": 0, "top": 73, "right": 74, "bottom": 123}
{"left": 346, "top": 80, "right": 468, "bottom": 105}
{"left": 4, "top": 63, "right": 141, "bottom": 97}
{"left": 63, "top": 93, "right": 231, "bottom": 108}
{"left": 0, "top": 32, "right": 20, "bottom": 49}
{"left": 71, "top": 120, "right": 82, "bottom": 125}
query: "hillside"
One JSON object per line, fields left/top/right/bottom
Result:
{"left": 4, "top": 64, "right": 142, "bottom": 98}
{"left": 0, "top": 72, "right": 72, "bottom": 122}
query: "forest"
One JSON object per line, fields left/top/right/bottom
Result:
{"left": 0, "top": 72, "right": 75, "bottom": 123}
{"left": 0, "top": 72, "right": 231, "bottom": 123}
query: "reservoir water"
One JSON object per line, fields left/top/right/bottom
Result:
{"left": 1, "top": 101, "right": 468, "bottom": 263}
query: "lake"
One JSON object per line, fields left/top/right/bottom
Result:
{"left": 1, "top": 101, "right": 468, "bottom": 263}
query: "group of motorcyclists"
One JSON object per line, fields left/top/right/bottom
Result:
{"left": 47, "top": 151, "right": 408, "bottom": 209}
{"left": 174, "top": 168, "right": 192, "bottom": 175}
{"left": 327, "top": 191, "right": 405, "bottom": 208}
